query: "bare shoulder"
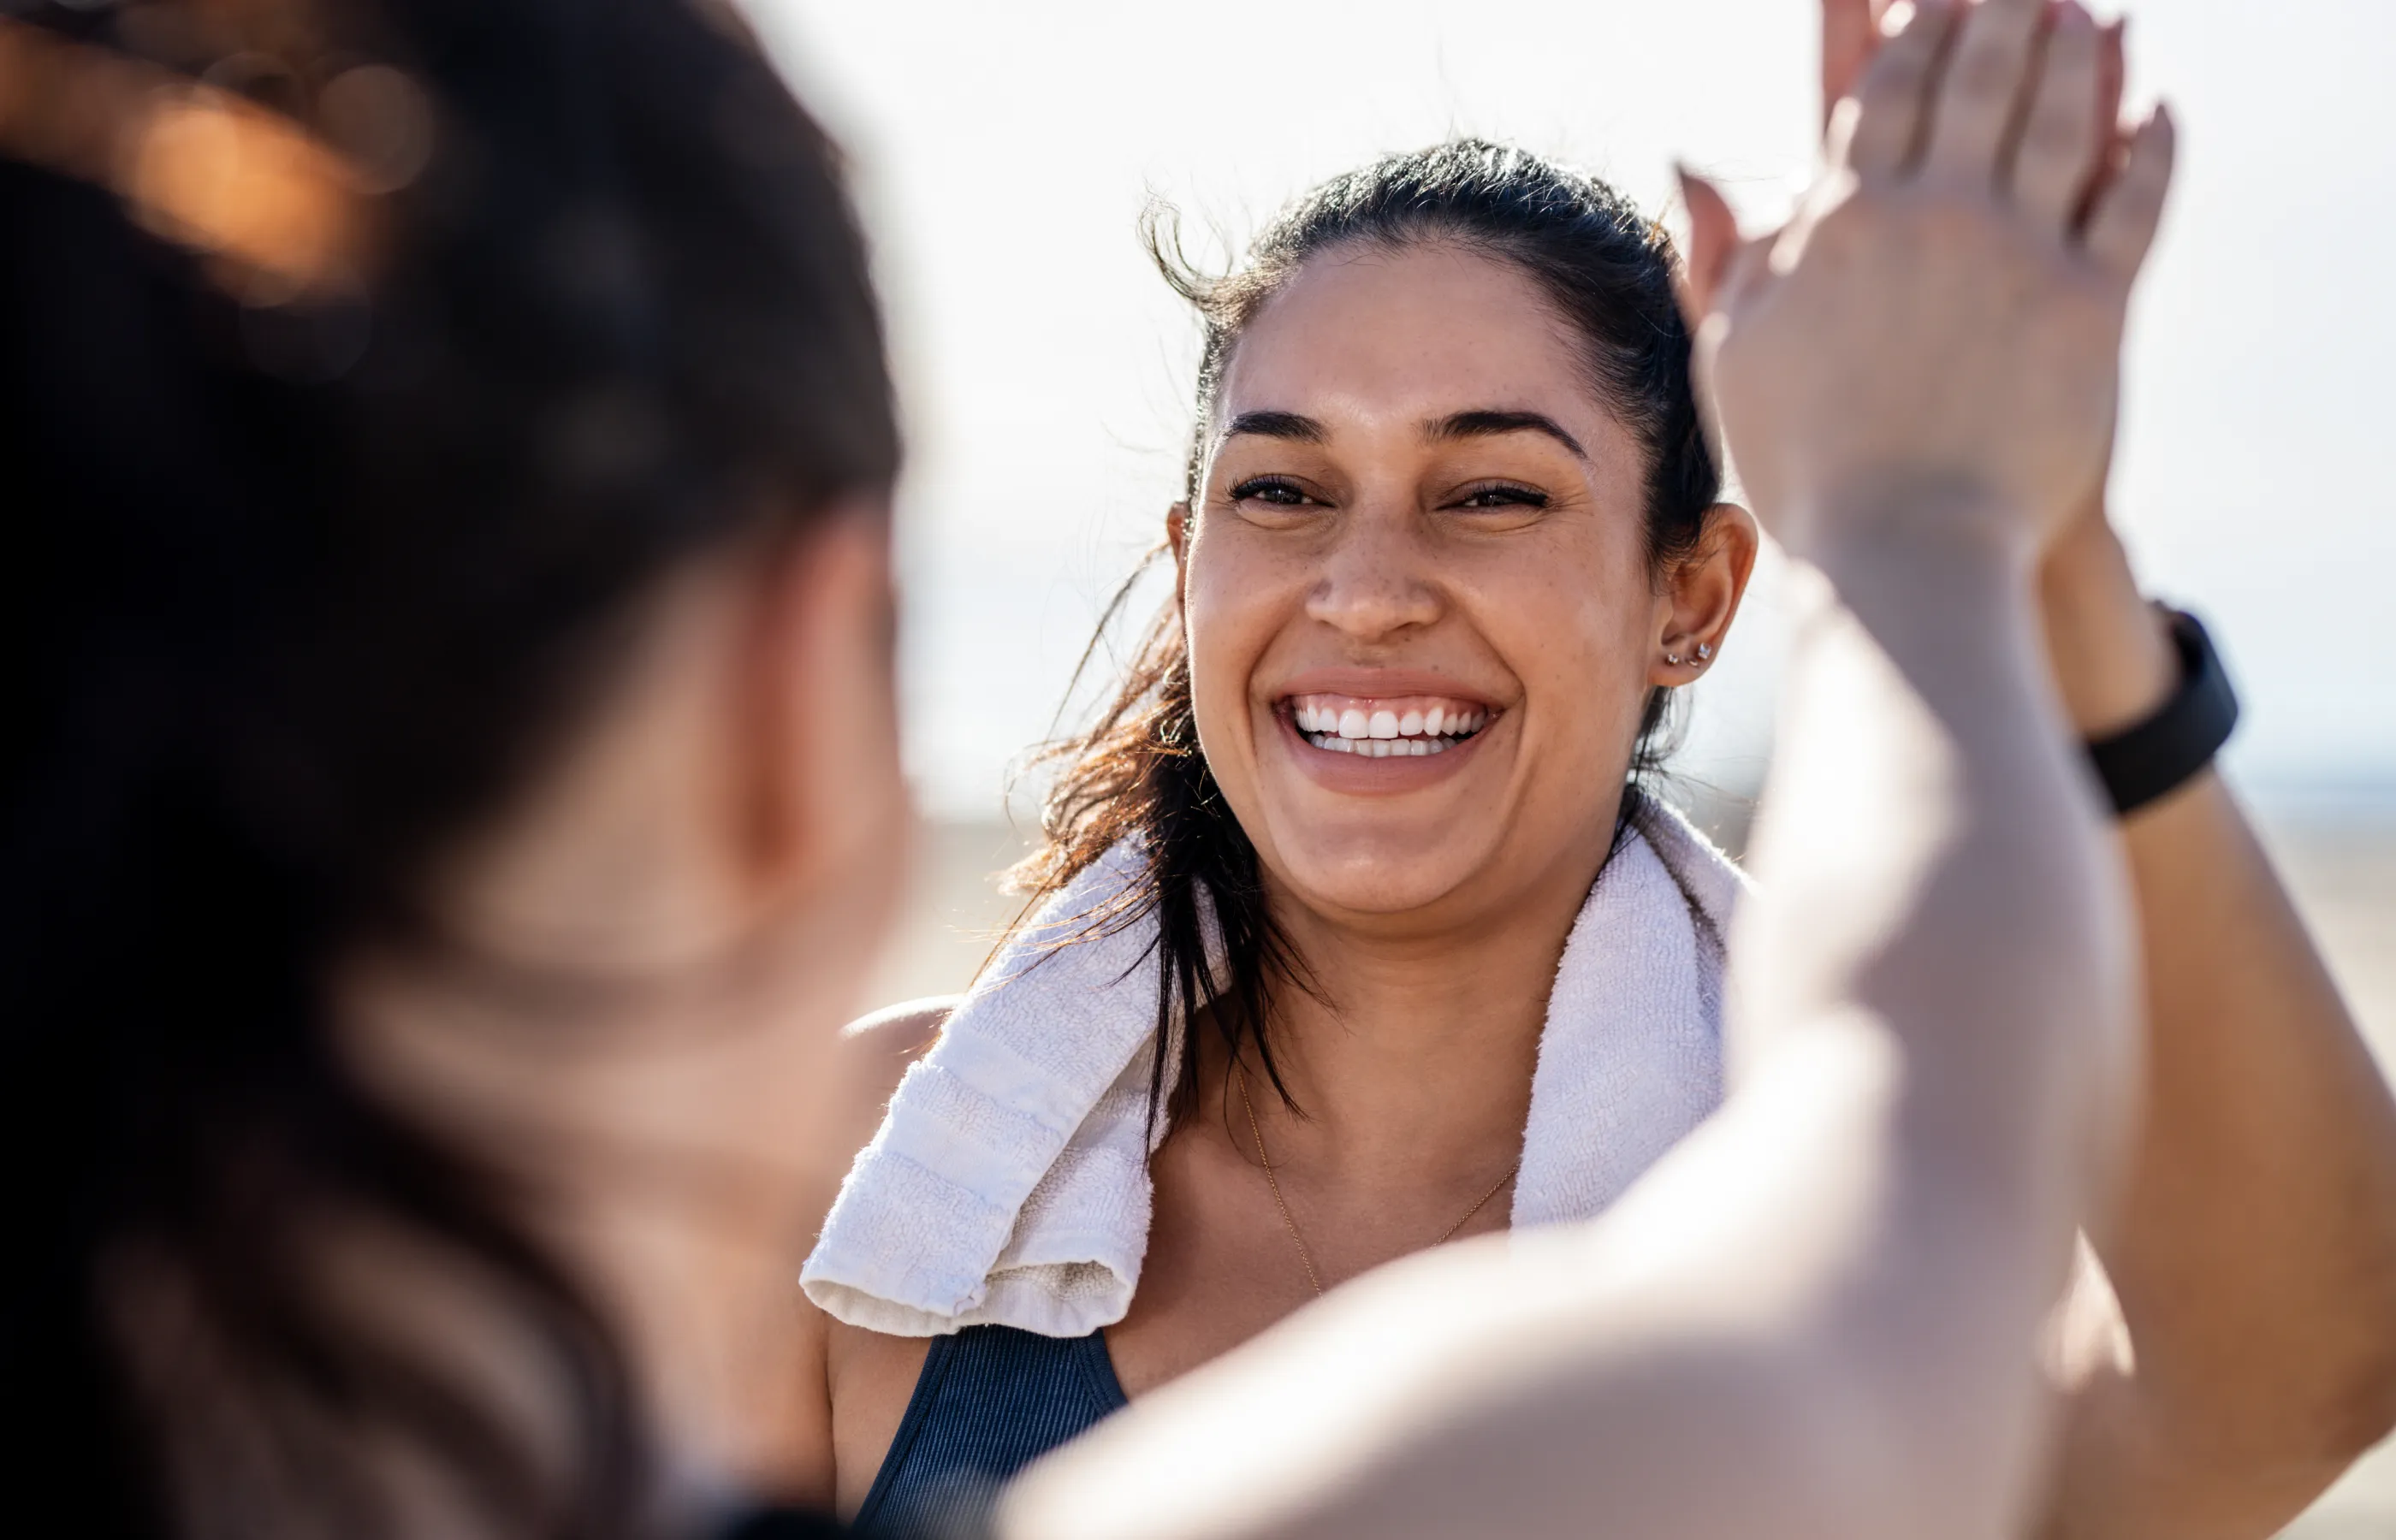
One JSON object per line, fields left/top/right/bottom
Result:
{"left": 811, "top": 1000, "right": 955, "bottom": 1509}
{"left": 787, "top": 998, "right": 955, "bottom": 1508}
{"left": 838, "top": 995, "right": 956, "bottom": 1091}
{"left": 803, "top": 997, "right": 956, "bottom": 1219}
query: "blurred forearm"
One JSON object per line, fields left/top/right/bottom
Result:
{"left": 1723, "top": 512, "right": 2139, "bottom": 1538}
{"left": 1002, "top": 507, "right": 2137, "bottom": 1540}
{"left": 2032, "top": 520, "right": 2396, "bottom": 1539}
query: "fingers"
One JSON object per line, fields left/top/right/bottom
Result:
{"left": 2083, "top": 104, "right": 2176, "bottom": 280}
{"left": 1844, "top": 1, "right": 1960, "bottom": 181}
{"left": 2094, "top": 18, "right": 2127, "bottom": 157}
{"left": 1821, "top": 0, "right": 1883, "bottom": 128}
{"left": 1674, "top": 165, "right": 1744, "bottom": 327}
{"left": 2073, "top": 19, "right": 2129, "bottom": 224}
{"left": 1919, "top": 0, "right": 2047, "bottom": 185}
{"left": 2010, "top": 3, "right": 2105, "bottom": 231}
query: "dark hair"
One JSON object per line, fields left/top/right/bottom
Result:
{"left": 0, "top": 3, "right": 895, "bottom": 1536}
{"left": 1016, "top": 139, "right": 1718, "bottom": 1123}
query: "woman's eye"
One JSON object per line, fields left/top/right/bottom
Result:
{"left": 1231, "top": 477, "right": 1314, "bottom": 507}
{"left": 1454, "top": 483, "right": 1549, "bottom": 512}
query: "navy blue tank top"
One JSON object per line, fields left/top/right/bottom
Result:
{"left": 857, "top": 1325, "right": 1128, "bottom": 1538}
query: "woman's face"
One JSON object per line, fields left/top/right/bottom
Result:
{"left": 1178, "top": 242, "right": 1703, "bottom": 933}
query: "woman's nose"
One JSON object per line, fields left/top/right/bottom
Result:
{"left": 1303, "top": 510, "right": 1442, "bottom": 642}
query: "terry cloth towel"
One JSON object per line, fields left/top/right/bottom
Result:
{"left": 802, "top": 794, "right": 1748, "bottom": 1339}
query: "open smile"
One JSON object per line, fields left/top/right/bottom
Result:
{"left": 1282, "top": 693, "right": 1496, "bottom": 759}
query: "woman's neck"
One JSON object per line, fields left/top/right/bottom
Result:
{"left": 339, "top": 948, "right": 865, "bottom": 1519}
{"left": 1226, "top": 821, "right": 1616, "bottom": 1186}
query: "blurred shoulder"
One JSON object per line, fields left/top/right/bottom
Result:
{"left": 830, "top": 995, "right": 954, "bottom": 1111}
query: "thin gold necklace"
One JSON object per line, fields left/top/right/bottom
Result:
{"left": 1235, "top": 1064, "right": 1521, "bottom": 1299}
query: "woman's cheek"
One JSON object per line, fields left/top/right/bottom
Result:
{"left": 1181, "top": 548, "right": 1275, "bottom": 785}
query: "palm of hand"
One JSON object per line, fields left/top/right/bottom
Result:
{"left": 1681, "top": 0, "right": 2175, "bottom": 566}
{"left": 1711, "top": 181, "right": 2126, "bottom": 560}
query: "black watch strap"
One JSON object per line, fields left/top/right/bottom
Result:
{"left": 2084, "top": 606, "right": 2239, "bottom": 819}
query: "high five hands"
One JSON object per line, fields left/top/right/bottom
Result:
{"left": 1677, "top": 0, "right": 2174, "bottom": 569}
{"left": 1826, "top": 0, "right": 2123, "bottom": 141}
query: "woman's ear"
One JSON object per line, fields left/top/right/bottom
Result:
{"left": 414, "top": 499, "right": 908, "bottom": 986}
{"left": 1650, "top": 503, "right": 1761, "bottom": 688}
{"left": 733, "top": 500, "right": 910, "bottom": 909}
{"left": 1167, "top": 501, "right": 1193, "bottom": 602}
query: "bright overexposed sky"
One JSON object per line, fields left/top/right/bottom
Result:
{"left": 754, "top": 0, "right": 2396, "bottom": 819}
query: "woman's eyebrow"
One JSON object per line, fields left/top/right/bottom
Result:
{"left": 1426, "top": 409, "right": 1589, "bottom": 461}
{"left": 1221, "top": 410, "right": 1328, "bottom": 444}
{"left": 1217, "top": 407, "right": 1587, "bottom": 460}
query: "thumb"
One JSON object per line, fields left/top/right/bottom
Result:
{"left": 1674, "top": 164, "right": 1745, "bottom": 334}
{"left": 1821, "top": 0, "right": 1883, "bottom": 128}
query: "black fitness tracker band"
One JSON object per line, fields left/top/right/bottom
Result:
{"left": 2084, "top": 606, "right": 2239, "bottom": 818}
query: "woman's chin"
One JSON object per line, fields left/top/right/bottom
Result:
{"left": 1259, "top": 832, "right": 1503, "bottom": 922}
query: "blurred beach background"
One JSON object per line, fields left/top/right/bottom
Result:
{"left": 754, "top": 0, "right": 2396, "bottom": 1530}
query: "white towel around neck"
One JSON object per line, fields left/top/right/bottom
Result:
{"left": 802, "top": 795, "right": 1747, "bottom": 1339}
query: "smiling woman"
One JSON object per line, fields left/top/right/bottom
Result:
{"left": 1164, "top": 213, "right": 1753, "bottom": 942}
{"left": 796, "top": 32, "right": 2396, "bottom": 1536}
{"left": 796, "top": 140, "right": 1763, "bottom": 1532}
{"left": 1018, "top": 142, "right": 1755, "bottom": 1120}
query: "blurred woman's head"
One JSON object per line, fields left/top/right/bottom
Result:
{"left": 0, "top": 0, "right": 904, "bottom": 1532}
{"left": 1030, "top": 140, "right": 1753, "bottom": 1108}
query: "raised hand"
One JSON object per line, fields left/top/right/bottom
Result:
{"left": 1823, "top": 0, "right": 2126, "bottom": 152}
{"left": 1679, "top": 0, "right": 2173, "bottom": 566}
{"left": 1820, "top": 0, "right": 1896, "bottom": 132}
{"left": 1812, "top": 0, "right": 2181, "bottom": 738}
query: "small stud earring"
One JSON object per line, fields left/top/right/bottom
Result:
{"left": 1665, "top": 651, "right": 1684, "bottom": 666}
{"left": 1695, "top": 642, "right": 1713, "bottom": 661}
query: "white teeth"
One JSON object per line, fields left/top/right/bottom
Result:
{"left": 1302, "top": 730, "right": 1460, "bottom": 756}
{"left": 1291, "top": 699, "right": 1491, "bottom": 748}
{"left": 1303, "top": 732, "right": 1454, "bottom": 756}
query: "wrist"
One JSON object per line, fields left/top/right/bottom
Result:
{"left": 2038, "top": 518, "right": 2175, "bottom": 737}
{"left": 1794, "top": 516, "right": 2044, "bottom": 678}
{"left": 1800, "top": 478, "right": 2043, "bottom": 589}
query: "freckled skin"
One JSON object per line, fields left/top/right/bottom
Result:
{"left": 1179, "top": 241, "right": 1692, "bottom": 937}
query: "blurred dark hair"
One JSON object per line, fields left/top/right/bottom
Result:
{"left": 1015, "top": 139, "right": 1718, "bottom": 1123}
{"left": 0, "top": 2, "right": 896, "bottom": 1536}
